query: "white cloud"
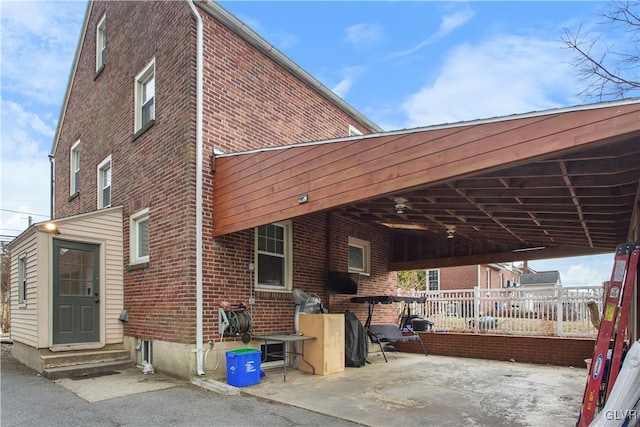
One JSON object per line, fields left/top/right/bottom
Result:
{"left": 345, "top": 23, "right": 383, "bottom": 47}
{"left": 332, "top": 66, "right": 366, "bottom": 98}
{"left": 435, "top": 8, "right": 475, "bottom": 38}
{"left": 401, "top": 35, "right": 581, "bottom": 127}
{"left": 389, "top": 7, "right": 474, "bottom": 59}
{"left": 1, "top": 101, "right": 53, "bottom": 238}
{"left": 1, "top": 1, "right": 85, "bottom": 105}
{"left": 562, "top": 264, "right": 608, "bottom": 286}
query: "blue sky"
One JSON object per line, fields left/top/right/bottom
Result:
{"left": 0, "top": 0, "right": 629, "bottom": 285}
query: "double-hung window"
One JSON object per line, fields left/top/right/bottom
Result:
{"left": 348, "top": 236, "right": 370, "bottom": 275}
{"left": 97, "top": 156, "right": 112, "bottom": 208}
{"left": 426, "top": 269, "right": 440, "bottom": 291}
{"left": 255, "top": 221, "right": 292, "bottom": 291}
{"left": 135, "top": 59, "right": 155, "bottom": 132}
{"left": 96, "top": 14, "right": 106, "bottom": 71}
{"left": 70, "top": 140, "right": 80, "bottom": 196}
{"left": 130, "top": 208, "right": 149, "bottom": 265}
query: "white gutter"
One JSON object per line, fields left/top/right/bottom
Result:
{"left": 187, "top": 0, "right": 205, "bottom": 376}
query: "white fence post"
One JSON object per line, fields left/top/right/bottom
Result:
{"left": 473, "top": 286, "right": 480, "bottom": 333}
{"left": 556, "top": 283, "right": 563, "bottom": 336}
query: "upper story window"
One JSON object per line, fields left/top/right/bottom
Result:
{"left": 70, "top": 140, "right": 80, "bottom": 196}
{"left": 97, "top": 155, "right": 112, "bottom": 209}
{"left": 426, "top": 269, "right": 440, "bottom": 291}
{"left": 18, "top": 253, "right": 27, "bottom": 304}
{"left": 130, "top": 208, "right": 150, "bottom": 265}
{"left": 134, "top": 59, "right": 155, "bottom": 132}
{"left": 348, "top": 236, "right": 370, "bottom": 275}
{"left": 348, "top": 125, "right": 363, "bottom": 136}
{"left": 255, "top": 221, "right": 292, "bottom": 291}
{"left": 96, "top": 14, "right": 106, "bottom": 72}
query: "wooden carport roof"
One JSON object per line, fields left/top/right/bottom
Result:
{"left": 212, "top": 99, "right": 640, "bottom": 269}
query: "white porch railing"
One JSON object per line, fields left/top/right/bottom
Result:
{"left": 400, "top": 284, "right": 604, "bottom": 337}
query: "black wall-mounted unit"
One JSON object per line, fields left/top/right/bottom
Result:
{"left": 326, "top": 271, "right": 358, "bottom": 295}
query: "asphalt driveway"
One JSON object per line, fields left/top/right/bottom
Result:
{"left": 0, "top": 343, "right": 358, "bottom": 427}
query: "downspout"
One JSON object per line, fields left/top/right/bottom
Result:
{"left": 48, "top": 155, "right": 55, "bottom": 219}
{"left": 187, "top": 0, "right": 205, "bottom": 376}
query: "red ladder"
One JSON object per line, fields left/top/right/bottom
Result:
{"left": 577, "top": 241, "right": 639, "bottom": 427}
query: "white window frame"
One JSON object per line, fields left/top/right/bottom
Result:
{"left": 348, "top": 125, "right": 363, "bottom": 136}
{"left": 254, "top": 221, "right": 293, "bottom": 292}
{"left": 426, "top": 269, "right": 440, "bottom": 291}
{"left": 348, "top": 236, "right": 370, "bottom": 275}
{"left": 70, "top": 140, "right": 80, "bottom": 196}
{"left": 130, "top": 208, "right": 150, "bottom": 265}
{"left": 97, "top": 155, "right": 112, "bottom": 209}
{"left": 134, "top": 59, "right": 155, "bottom": 132}
{"left": 18, "top": 253, "right": 27, "bottom": 304}
{"left": 96, "top": 14, "right": 106, "bottom": 71}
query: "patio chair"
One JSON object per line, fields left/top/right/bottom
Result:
{"left": 367, "top": 323, "right": 427, "bottom": 362}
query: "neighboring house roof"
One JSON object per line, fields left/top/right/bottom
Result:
{"left": 520, "top": 271, "right": 561, "bottom": 286}
{"left": 50, "top": 1, "right": 382, "bottom": 156}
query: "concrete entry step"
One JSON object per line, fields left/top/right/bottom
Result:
{"left": 40, "top": 349, "right": 134, "bottom": 379}
{"left": 41, "top": 349, "right": 131, "bottom": 369}
{"left": 44, "top": 359, "right": 135, "bottom": 380}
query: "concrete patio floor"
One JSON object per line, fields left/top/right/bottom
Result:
{"left": 240, "top": 351, "right": 587, "bottom": 427}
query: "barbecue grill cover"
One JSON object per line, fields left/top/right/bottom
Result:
{"left": 344, "top": 310, "right": 368, "bottom": 367}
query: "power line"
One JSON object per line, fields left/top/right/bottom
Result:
{"left": 0, "top": 209, "right": 49, "bottom": 217}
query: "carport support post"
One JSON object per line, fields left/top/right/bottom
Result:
{"left": 473, "top": 287, "right": 480, "bottom": 333}
{"left": 555, "top": 283, "right": 564, "bottom": 336}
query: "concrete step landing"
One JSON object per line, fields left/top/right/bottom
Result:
{"left": 41, "top": 349, "right": 134, "bottom": 379}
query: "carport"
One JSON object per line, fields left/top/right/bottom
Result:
{"left": 241, "top": 352, "right": 586, "bottom": 426}
{"left": 212, "top": 99, "right": 640, "bottom": 340}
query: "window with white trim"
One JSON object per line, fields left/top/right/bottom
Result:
{"left": 134, "top": 59, "right": 155, "bottom": 132}
{"left": 130, "top": 208, "right": 149, "bottom": 264}
{"left": 348, "top": 125, "right": 363, "bottom": 136}
{"left": 348, "top": 236, "right": 370, "bottom": 275}
{"left": 426, "top": 269, "right": 440, "bottom": 291}
{"left": 255, "top": 221, "right": 292, "bottom": 291}
{"left": 70, "top": 140, "right": 80, "bottom": 196}
{"left": 97, "top": 156, "right": 111, "bottom": 209}
{"left": 96, "top": 14, "right": 106, "bottom": 71}
{"left": 18, "top": 254, "right": 27, "bottom": 304}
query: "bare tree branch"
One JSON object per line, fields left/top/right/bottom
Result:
{"left": 562, "top": 0, "right": 640, "bottom": 100}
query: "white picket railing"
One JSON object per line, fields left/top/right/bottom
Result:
{"left": 400, "top": 284, "right": 604, "bottom": 337}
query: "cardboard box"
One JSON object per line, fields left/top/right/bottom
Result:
{"left": 298, "top": 313, "right": 345, "bottom": 375}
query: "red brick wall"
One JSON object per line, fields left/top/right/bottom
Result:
{"left": 199, "top": 10, "right": 374, "bottom": 154}
{"left": 397, "top": 332, "right": 595, "bottom": 367}
{"left": 53, "top": 1, "right": 198, "bottom": 342}
{"left": 53, "top": 1, "right": 383, "bottom": 346}
{"left": 440, "top": 265, "right": 477, "bottom": 290}
{"left": 439, "top": 265, "right": 520, "bottom": 291}
{"left": 205, "top": 212, "right": 394, "bottom": 341}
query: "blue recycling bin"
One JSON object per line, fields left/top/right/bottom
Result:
{"left": 226, "top": 348, "right": 261, "bottom": 387}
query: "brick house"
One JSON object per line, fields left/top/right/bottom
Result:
{"left": 8, "top": 0, "right": 396, "bottom": 379}
{"left": 425, "top": 263, "right": 522, "bottom": 292}
{"left": 9, "top": 1, "right": 640, "bottom": 380}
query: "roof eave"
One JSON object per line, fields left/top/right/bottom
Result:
{"left": 50, "top": 2, "right": 92, "bottom": 157}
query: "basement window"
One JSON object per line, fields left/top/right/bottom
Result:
{"left": 259, "top": 341, "right": 285, "bottom": 368}
{"left": 140, "top": 340, "right": 153, "bottom": 365}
